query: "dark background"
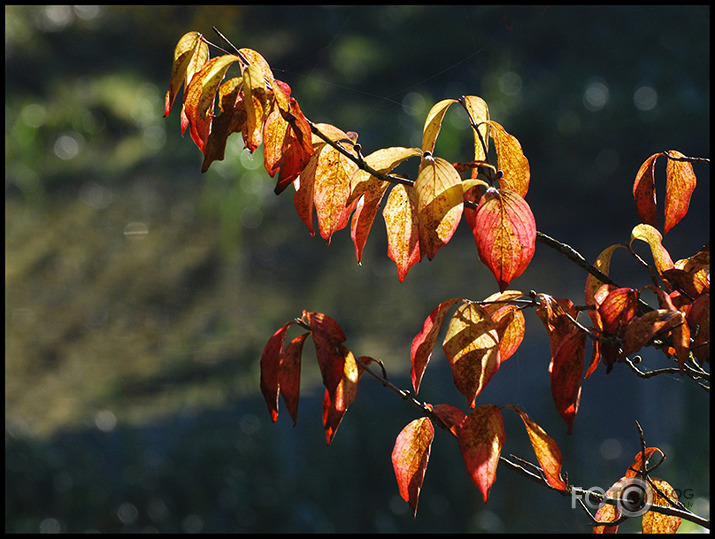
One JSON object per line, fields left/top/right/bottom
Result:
{"left": 5, "top": 6, "right": 709, "bottom": 532}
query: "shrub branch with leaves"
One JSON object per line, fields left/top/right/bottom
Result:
{"left": 164, "top": 29, "right": 709, "bottom": 533}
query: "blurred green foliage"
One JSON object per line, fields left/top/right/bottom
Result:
{"left": 5, "top": 5, "right": 709, "bottom": 533}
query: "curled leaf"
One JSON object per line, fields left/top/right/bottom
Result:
{"left": 630, "top": 223, "right": 675, "bottom": 275}
{"left": 632, "top": 153, "right": 660, "bottom": 229}
{"left": 664, "top": 150, "right": 696, "bottom": 234}
{"left": 422, "top": 99, "right": 458, "bottom": 154}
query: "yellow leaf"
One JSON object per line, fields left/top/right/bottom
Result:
{"left": 422, "top": 99, "right": 458, "bottom": 154}
{"left": 486, "top": 121, "right": 530, "bottom": 198}
{"left": 383, "top": 184, "right": 422, "bottom": 282}
{"left": 630, "top": 223, "right": 675, "bottom": 275}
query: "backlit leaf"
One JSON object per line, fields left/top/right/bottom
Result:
{"left": 457, "top": 404, "right": 505, "bottom": 502}
{"left": 486, "top": 121, "right": 530, "bottom": 198}
{"left": 461, "top": 95, "right": 490, "bottom": 166}
{"left": 304, "top": 311, "right": 347, "bottom": 400}
{"left": 201, "top": 77, "right": 247, "bottom": 172}
{"left": 293, "top": 153, "right": 319, "bottom": 236}
{"left": 472, "top": 187, "right": 536, "bottom": 291}
{"left": 430, "top": 403, "right": 467, "bottom": 438}
{"left": 348, "top": 146, "right": 422, "bottom": 204}
{"left": 481, "top": 290, "right": 526, "bottom": 362}
{"left": 506, "top": 405, "right": 567, "bottom": 491}
{"left": 313, "top": 144, "right": 360, "bottom": 244}
{"left": 625, "top": 447, "right": 664, "bottom": 478}
{"left": 414, "top": 154, "right": 464, "bottom": 260}
{"left": 259, "top": 320, "right": 296, "bottom": 422}
{"left": 164, "top": 31, "right": 209, "bottom": 123}
{"left": 351, "top": 187, "right": 387, "bottom": 264}
{"left": 593, "top": 478, "right": 623, "bottom": 534}
{"left": 664, "top": 150, "right": 697, "bottom": 234}
{"left": 323, "top": 344, "right": 360, "bottom": 444}
{"left": 632, "top": 153, "right": 660, "bottom": 229}
{"left": 411, "top": 298, "right": 462, "bottom": 394}
{"left": 422, "top": 99, "right": 458, "bottom": 154}
{"left": 443, "top": 302, "right": 500, "bottom": 409}
{"left": 549, "top": 326, "right": 586, "bottom": 433}
{"left": 630, "top": 223, "right": 675, "bottom": 275}
{"left": 242, "top": 63, "right": 268, "bottom": 152}
{"left": 642, "top": 478, "right": 682, "bottom": 533}
{"left": 184, "top": 54, "right": 241, "bottom": 153}
{"left": 687, "top": 294, "right": 709, "bottom": 362}
{"left": 391, "top": 417, "right": 434, "bottom": 517}
{"left": 383, "top": 184, "right": 422, "bottom": 281}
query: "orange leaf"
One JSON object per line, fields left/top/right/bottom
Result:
{"left": 242, "top": 63, "right": 268, "bottom": 153}
{"left": 625, "top": 447, "right": 664, "bottom": 478}
{"left": 506, "top": 406, "right": 567, "bottom": 491}
{"left": 312, "top": 144, "right": 359, "bottom": 244}
{"left": 293, "top": 154, "right": 318, "bottom": 236}
{"left": 259, "top": 320, "right": 296, "bottom": 422}
{"left": 410, "top": 298, "right": 462, "bottom": 393}
{"left": 383, "top": 184, "right": 422, "bottom": 281}
{"left": 641, "top": 478, "right": 682, "bottom": 533}
{"left": 348, "top": 146, "right": 422, "bottom": 204}
{"left": 457, "top": 404, "right": 505, "bottom": 502}
{"left": 183, "top": 54, "right": 241, "bottom": 153}
{"left": 664, "top": 150, "right": 697, "bottom": 234}
{"left": 323, "top": 344, "right": 360, "bottom": 445}
{"left": 164, "top": 31, "right": 209, "bottom": 121}
{"left": 472, "top": 188, "right": 536, "bottom": 292}
{"left": 486, "top": 120, "right": 530, "bottom": 198}
{"left": 598, "top": 287, "right": 639, "bottom": 371}
{"left": 351, "top": 187, "right": 387, "bottom": 264}
{"left": 201, "top": 77, "right": 247, "bottom": 172}
{"left": 481, "top": 290, "right": 527, "bottom": 362}
{"left": 279, "top": 332, "right": 308, "bottom": 426}
{"left": 422, "top": 99, "right": 458, "bottom": 154}
{"left": 593, "top": 478, "right": 623, "bottom": 534}
{"left": 414, "top": 154, "right": 464, "bottom": 260}
{"left": 632, "top": 153, "right": 660, "bottom": 229}
{"left": 549, "top": 327, "right": 586, "bottom": 433}
{"left": 443, "top": 302, "right": 501, "bottom": 409}
{"left": 391, "top": 417, "right": 435, "bottom": 517}
{"left": 687, "top": 293, "right": 709, "bottom": 362}
{"left": 430, "top": 403, "right": 467, "bottom": 438}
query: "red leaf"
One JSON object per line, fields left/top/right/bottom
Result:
{"left": 259, "top": 320, "right": 296, "bottom": 422}
{"left": 549, "top": 327, "right": 586, "bottom": 433}
{"left": 632, "top": 153, "right": 660, "bottom": 229}
{"left": 279, "top": 332, "right": 308, "bottom": 426}
{"left": 472, "top": 187, "right": 536, "bottom": 291}
{"left": 391, "top": 417, "right": 435, "bottom": 517}
{"left": 481, "top": 290, "right": 527, "bottom": 362}
{"left": 664, "top": 150, "right": 697, "bottom": 234}
{"left": 430, "top": 403, "right": 467, "bottom": 438}
{"left": 323, "top": 344, "right": 360, "bottom": 444}
{"left": 304, "top": 311, "right": 347, "bottom": 400}
{"left": 443, "top": 302, "right": 501, "bottom": 409}
{"left": 625, "top": 447, "right": 664, "bottom": 478}
{"left": 457, "top": 404, "right": 505, "bottom": 502}
{"left": 410, "top": 298, "right": 462, "bottom": 394}
{"left": 351, "top": 184, "right": 388, "bottom": 264}
{"left": 506, "top": 405, "right": 567, "bottom": 491}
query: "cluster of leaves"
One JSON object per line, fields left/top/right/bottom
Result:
{"left": 165, "top": 31, "right": 708, "bottom": 531}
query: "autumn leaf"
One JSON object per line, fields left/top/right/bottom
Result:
{"left": 183, "top": 54, "right": 241, "bottom": 153}
{"left": 430, "top": 403, "right": 467, "bottom": 438}
{"left": 664, "top": 150, "right": 697, "bottom": 234}
{"left": 242, "top": 63, "right": 269, "bottom": 153}
{"left": 443, "top": 302, "right": 501, "bottom": 409}
{"left": 625, "top": 447, "right": 664, "bottom": 478}
{"left": 641, "top": 478, "right": 682, "bottom": 533}
{"left": 414, "top": 154, "right": 464, "bottom": 261}
{"left": 472, "top": 187, "right": 536, "bottom": 292}
{"left": 536, "top": 295, "right": 586, "bottom": 431}
{"left": 384, "top": 184, "right": 422, "bottom": 281}
{"left": 392, "top": 417, "right": 435, "bottom": 517}
{"left": 351, "top": 188, "right": 386, "bottom": 264}
{"left": 632, "top": 153, "right": 660, "bottom": 229}
{"left": 593, "top": 478, "right": 624, "bottom": 534}
{"left": 460, "top": 95, "right": 490, "bottom": 167}
{"left": 687, "top": 293, "right": 709, "bottom": 362}
{"left": 304, "top": 311, "right": 347, "bottom": 401}
{"left": 486, "top": 121, "right": 530, "bottom": 198}
{"left": 348, "top": 146, "right": 421, "bottom": 204}
{"left": 410, "top": 298, "right": 462, "bottom": 394}
{"left": 422, "top": 99, "right": 458, "bottom": 154}
{"left": 164, "top": 31, "right": 209, "bottom": 128}
{"left": 597, "top": 287, "right": 639, "bottom": 371}
{"left": 630, "top": 223, "right": 675, "bottom": 275}
{"left": 505, "top": 405, "right": 567, "bottom": 491}
{"left": 457, "top": 404, "right": 505, "bottom": 502}
{"left": 312, "top": 143, "right": 360, "bottom": 244}
{"left": 201, "top": 77, "right": 247, "bottom": 172}
{"left": 293, "top": 154, "right": 318, "bottom": 236}
{"left": 481, "top": 290, "right": 526, "bottom": 362}
{"left": 323, "top": 344, "right": 360, "bottom": 444}
{"left": 259, "top": 320, "right": 296, "bottom": 422}
{"left": 279, "top": 332, "right": 309, "bottom": 426}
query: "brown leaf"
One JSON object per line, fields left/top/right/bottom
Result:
{"left": 632, "top": 153, "right": 660, "bottom": 229}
